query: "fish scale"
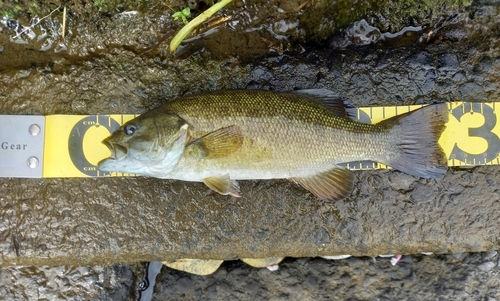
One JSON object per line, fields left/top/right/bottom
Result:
{"left": 164, "top": 91, "right": 398, "bottom": 178}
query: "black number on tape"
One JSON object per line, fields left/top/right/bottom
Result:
{"left": 68, "top": 115, "right": 120, "bottom": 176}
{"left": 450, "top": 103, "right": 500, "bottom": 164}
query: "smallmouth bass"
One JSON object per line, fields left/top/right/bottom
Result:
{"left": 98, "top": 89, "right": 448, "bottom": 201}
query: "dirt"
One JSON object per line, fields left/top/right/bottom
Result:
{"left": 1, "top": 0, "right": 499, "bottom": 299}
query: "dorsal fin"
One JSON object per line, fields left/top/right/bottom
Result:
{"left": 293, "top": 89, "right": 358, "bottom": 120}
{"left": 290, "top": 166, "right": 354, "bottom": 201}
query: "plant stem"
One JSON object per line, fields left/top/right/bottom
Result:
{"left": 169, "top": 0, "right": 233, "bottom": 53}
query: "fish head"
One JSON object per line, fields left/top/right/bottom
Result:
{"left": 98, "top": 110, "right": 190, "bottom": 177}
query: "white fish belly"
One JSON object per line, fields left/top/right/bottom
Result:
{"left": 166, "top": 160, "right": 342, "bottom": 182}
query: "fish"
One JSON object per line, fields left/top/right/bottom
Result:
{"left": 98, "top": 89, "right": 448, "bottom": 201}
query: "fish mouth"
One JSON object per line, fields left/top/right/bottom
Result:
{"left": 102, "top": 139, "right": 129, "bottom": 161}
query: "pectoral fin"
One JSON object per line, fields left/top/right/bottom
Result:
{"left": 290, "top": 167, "right": 354, "bottom": 201}
{"left": 191, "top": 125, "right": 243, "bottom": 159}
{"left": 203, "top": 175, "right": 242, "bottom": 197}
{"left": 162, "top": 259, "right": 223, "bottom": 275}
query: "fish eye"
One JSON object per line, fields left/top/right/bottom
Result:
{"left": 124, "top": 124, "right": 136, "bottom": 135}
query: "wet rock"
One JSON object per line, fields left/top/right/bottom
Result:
{"left": 469, "top": 253, "right": 483, "bottom": 264}
{"left": 459, "top": 82, "right": 486, "bottom": 102}
{"left": 363, "top": 275, "right": 378, "bottom": 286}
{"left": 482, "top": 251, "right": 498, "bottom": 260}
{"left": 177, "top": 277, "right": 193, "bottom": 292}
{"left": 438, "top": 53, "right": 459, "bottom": 70}
{"left": 304, "top": 273, "right": 317, "bottom": 287}
{"left": 339, "top": 274, "right": 351, "bottom": 284}
{"left": 478, "top": 261, "right": 496, "bottom": 271}
{"left": 348, "top": 257, "right": 364, "bottom": 267}
{"left": 447, "top": 253, "right": 468, "bottom": 262}
{"left": 218, "top": 282, "right": 231, "bottom": 293}
{"left": 0, "top": 264, "right": 139, "bottom": 300}
{"left": 407, "top": 51, "right": 434, "bottom": 69}
{"left": 423, "top": 69, "right": 437, "bottom": 93}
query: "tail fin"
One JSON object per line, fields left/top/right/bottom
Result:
{"left": 381, "top": 104, "right": 449, "bottom": 178}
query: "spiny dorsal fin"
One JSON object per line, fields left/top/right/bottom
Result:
{"left": 191, "top": 125, "right": 244, "bottom": 159}
{"left": 293, "top": 89, "right": 358, "bottom": 120}
{"left": 162, "top": 259, "right": 223, "bottom": 275}
{"left": 203, "top": 175, "right": 242, "bottom": 197}
{"left": 290, "top": 166, "right": 354, "bottom": 201}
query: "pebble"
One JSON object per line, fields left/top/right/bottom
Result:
{"left": 478, "top": 261, "right": 495, "bottom": 272}
{"left": 363, "top": 275, "right": 377, "bottom": 286}
{"left": 339, "top": 274, "right": 351, "bottom": 284}
{"left": 289, "top": 284, "right": 303, "bottom": 292}
{"left": 177, "top": 277, "right": 193, "bottom": 292}
{"left": 194, "top": 289, "right": 202, "bottom": 299}
{"left": 218, "top": 282, "right": 231, "bottom": 293}
{"left": 458, "top": 82, "right": 486, "bottom": 102}
{"left": 447, "top": 253, "right": 468, "bottom": 262}
{"left": 305, "top": 274, "right": 316, "bottom": 287}
{"left": 482, "top": 251, "right": 497, "bottom": 261}
{"left": 469, "top": 253, "right": 483, "bottom": 263}
{"left": 406, "top": 271, "right": 417, "bottom": 282}
{"left": 243, "top": 280, "right": 260, "bottom": 291}
{"left": 438, "top": 53, "right": 459, "bottom": 70}
{"left": 348, "top": 257, "right": 364, "bottom": 267}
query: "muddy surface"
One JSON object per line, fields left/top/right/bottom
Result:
{"left": 1, "top": 0, "right": 500, "bottom": 299}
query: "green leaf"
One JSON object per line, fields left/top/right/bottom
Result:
{"left": 172, "top": 11, "right": 183, "bottom": 18}
{"left": 181, "top": 7, "right": 191, "bottom": 17}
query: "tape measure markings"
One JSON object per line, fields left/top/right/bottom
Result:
{"left": 2, "top": 102, "right": 499, "bottom": 178}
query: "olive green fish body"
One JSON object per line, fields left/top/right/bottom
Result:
{"left": 162, "top": 91, "right": 391, "bottom": 181}
{"left": 98, "top": 89, "right": 448, "bottom": 201}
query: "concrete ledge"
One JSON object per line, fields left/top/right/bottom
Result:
{"left": 1, "top": 166, "right": 499, "bottom": 267}
{"left": 1, "top": 1, "right": 499, "bottom": 268}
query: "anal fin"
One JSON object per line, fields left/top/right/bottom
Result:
{"left": 203, "top": 175, "right": 242, "bottom": 197}
{"left": 290, "top": 167, "right": 354, "bottom": 201}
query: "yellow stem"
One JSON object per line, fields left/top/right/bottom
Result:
{"left": 62, "top": 6, "right": 67, "bottom": 39}
{"left": 169, "top": 0, "right": 233, "bottom": 53}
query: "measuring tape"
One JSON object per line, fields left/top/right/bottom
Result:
{"left": 1, "top": 102, "right": 498, "bottom": 178}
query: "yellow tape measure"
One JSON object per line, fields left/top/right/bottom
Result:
{"left": 40, "top": 102, "right": 499, "bottom": 178}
